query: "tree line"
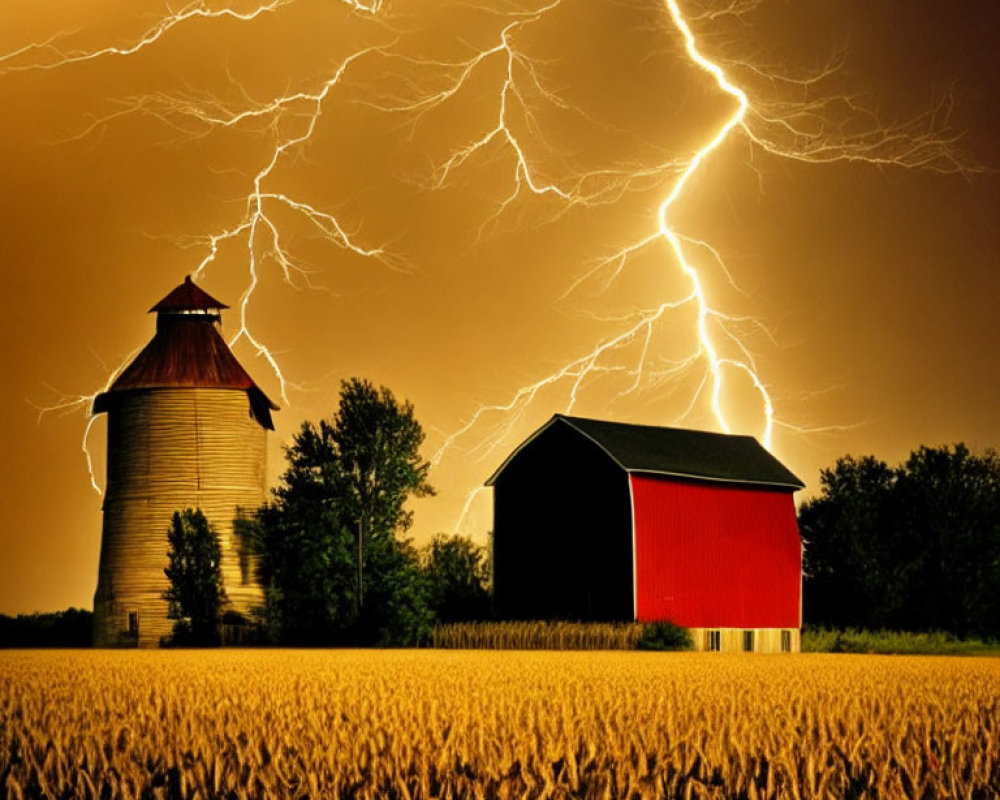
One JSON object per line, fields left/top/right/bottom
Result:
{"left": 162, "top": 378, "right": 1000, "bottom": 645}
{"left": 0, "top": 608, "right": 92, "bottom": 648}
{"left": 163, "top": 378, "right": 490, "bottom": 646}
{"left": 800, "top": 444, "right": 1000, "bottom": 640}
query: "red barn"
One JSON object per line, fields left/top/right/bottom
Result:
{"left": 486, "top": 414, "right": 804, "bottom": 652}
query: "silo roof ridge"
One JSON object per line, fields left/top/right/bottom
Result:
{"left": 149, "top": 275, "right": 229, "bottom": 313}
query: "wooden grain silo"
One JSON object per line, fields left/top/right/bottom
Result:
{"left": 91, "top": 276, "right": 278, "bottom": 647}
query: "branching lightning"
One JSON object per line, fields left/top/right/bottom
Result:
{"left": 7, "top": 0, "right": 970, "bottom": 530}
{"left": 413, "top": 0, "right": 965, "bottom": 480}
{"left": 12, "top": 1, "right": 396, "bottom": 494}
{"left": 1, "top": 1, "right": 292, "bottom": 74}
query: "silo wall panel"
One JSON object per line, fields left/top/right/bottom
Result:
{"left": 94, "top": 388, "right": 267, "bottom": 647}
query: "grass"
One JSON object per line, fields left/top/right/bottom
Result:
{"left": 802, "top": 626, "right": 1000, "bottom": 655}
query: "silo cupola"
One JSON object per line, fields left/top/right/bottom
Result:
{"left": 150, "top": 274, "right": 228, "bottom": 329}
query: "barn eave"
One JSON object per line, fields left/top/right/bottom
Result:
{"left": 625, "top": 468, "right": 801, "bottom": 492}
{"left": 484, "top": 415, "right": 571, "bottom": 486}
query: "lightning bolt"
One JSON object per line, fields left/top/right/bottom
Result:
{"left": 10, "top": 1, "right": 396, "bottom": 493}
{"left": 7, "top": 1, "right": 970, "bottom": 525}
{"left": 30, "top": 348, "right": 143, "bottom": 495}
{"left": 420, "top": 0, "right": 964, "bottom": 473}
{"left": 402, "top": 0, "right": 969, "bottom": 531}
{"left": 182, "top": 41, "right": 398, "bottom": 406}
{"left": 0, "top": 2, "right": 293, "bottom": 75}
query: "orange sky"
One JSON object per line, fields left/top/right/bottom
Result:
{"left": 1, "top": 0, "right": 998, "bottom": 614}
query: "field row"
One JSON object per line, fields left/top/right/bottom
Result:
{"left": 2, "top": 650, "right": 998, "bottom": 799}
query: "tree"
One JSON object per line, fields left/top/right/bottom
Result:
{"left": 251, "top": 378, "right": 435, "bottom": 645}
{"left": 332, "top": 378, "right": 435, "bottom": 613}
{"left": 245, "top": 420, "right": 357, "bottom": 644}
{"left": 893, "top": 445, "right": 1000, "bottom": 636}
{"left": 798, "top": 456, "right": 900, "bottom": 628}
{"left": 800, "top": 444, "right": 1000, "bottom": 638}
{"left": 162, "top": 509, "right": 227, "bottom": 646}
{"left": 361, "top": 537, "right": 434, "bottom": 646}
{"left": 422, "top": 534, "right": 491, "bottom": 622}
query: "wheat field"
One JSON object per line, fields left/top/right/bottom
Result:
{"left": 1, "top": 650, "right": 998, "bottom": 799}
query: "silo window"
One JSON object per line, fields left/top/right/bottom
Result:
{"left": 742, "top": 630, "right": 754, "bottom": 652}
{"left": 128, "top": 611, "right": 140, "bottom": 637}
{"left": 781, "top": 630, "right": 792, "bottom": 652}
{"left": 706, "top": 630, "right": 721, "bottom": 651}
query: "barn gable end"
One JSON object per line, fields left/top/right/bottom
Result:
{"left": 490, "top": 419, "right": 634, "bottom": 621}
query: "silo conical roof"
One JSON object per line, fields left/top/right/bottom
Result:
{"left": 92, "top": 276, "right": 278, "bottom": 428}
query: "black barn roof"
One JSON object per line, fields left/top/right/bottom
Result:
{"left": 486, "top": 414, "right": 804, "bottom": 490}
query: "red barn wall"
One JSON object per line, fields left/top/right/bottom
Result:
{"left": 631, "top": 475, "right": 801, "bottom": 628}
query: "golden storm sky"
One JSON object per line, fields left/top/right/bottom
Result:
{"left": 1, "top": 0, "right": 998, "bottom": 614}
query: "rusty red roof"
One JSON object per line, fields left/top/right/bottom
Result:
{"left": 149, "top": 274, "right": 228, "bottom": 313}
{"left": 93, "top": 277, "right": 277, "bottom": 428}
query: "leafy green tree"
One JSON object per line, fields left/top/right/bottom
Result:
{"left": 246, "top": 416, "right": 358, "bottom": 644}
{"left": 332, "top": 378, "right": 435, "bottom": 613}
{"left": 162, "top": 509, "right": 227, "bottom": 646}
{"left": 251, "top": 378, "right": 435, "bottom": 645}
{"left": 800, "top": 445, "right": 1000, "bottom": 638}
{"left": 362, "top": 538, "right": 434, "bottom": 646}
{"left": 423, "top": 534, "right": 491, "bottom": 622}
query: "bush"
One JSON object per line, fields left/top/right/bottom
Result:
{"left": 422, "top": 534, "right": 491, "bottom": 623}
{"left": 636, "top": 621, "right": 693, "bottom": 651}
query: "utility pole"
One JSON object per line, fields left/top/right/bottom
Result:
{"left": 356, "top": 515, "right": 364, "bottom": 616}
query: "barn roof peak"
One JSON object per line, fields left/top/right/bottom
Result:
{"left": 486, "top": 414, "right": 804, "bottom": 490}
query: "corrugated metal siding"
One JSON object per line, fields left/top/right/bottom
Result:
{"left": 93, "top": 388, "right": 266, "bottom": 648}
{"left": 631, "top": 475, "right": 800, "bottom": 628}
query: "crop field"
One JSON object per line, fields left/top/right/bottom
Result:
{"left": 1, "top": 651, "right": 998, "bottom": 799}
